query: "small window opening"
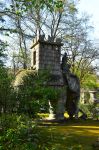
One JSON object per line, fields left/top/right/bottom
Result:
{"left": 33, "top": 51, "right": 36, "bottom": 65}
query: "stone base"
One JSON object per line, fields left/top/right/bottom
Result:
{"left": 56, "top": 113, "right": 65, "bottom": 120}
{"left": 47, "top": 113, "right": 56, "bottom": 120}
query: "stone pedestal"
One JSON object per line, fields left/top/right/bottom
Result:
{"left": 48, "top": 100, "right": 56, "bottom": 120}
{"left": 89, "top": 91, "right": 97, "bottom": 103}
{"left": 56, "top": 87, "right": 66, "bottom": 120}
{"left": 47, "top": 86, "right": 66, "bottom": 121}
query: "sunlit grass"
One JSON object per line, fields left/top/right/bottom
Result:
{"left": 37, "top": 113, "right": 49, "bottom": 118}
{"left": 38, "top": 119, "right": 99, "bottom": 150}
{"left": 38, "top": 112, "right": 85, "bottom": 119}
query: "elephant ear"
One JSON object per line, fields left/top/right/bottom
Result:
{"left": 67, "top": 74, "right": 80, "bottom": 93}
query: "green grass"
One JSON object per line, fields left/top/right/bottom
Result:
{"left": 38, "top": 120, "right": 99, "bottom": 150}
{"left": 0, "top": 114, "right": 99, "bottom": 150}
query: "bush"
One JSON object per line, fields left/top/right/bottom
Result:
{"left": 79, "top": 103, "right": 99, "bottom": 119}
{"left": 0, "top": 114, "right": 40, "bottom": 150}
{"left": 14, "top": 70, "right": 60, "bottom": 117}
{"left": 0, "top": 67, "right": 15, "bottom": 114}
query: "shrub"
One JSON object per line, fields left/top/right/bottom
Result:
{"left": 0, "top": 67, "right": 15, "bottom": 114}
{"left": 79, "top": 103, "right": 99, "bottom": 119}
{"left": 14, "top": 70, "right": 60, "bottom": 116}
{"left": 0, "top": 114, "right": 40, "bottom": 150}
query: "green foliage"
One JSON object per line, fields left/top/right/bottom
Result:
{"left": 0, "top": 67, "right": 60, "bottom": 116}
{"left": 0, "top": 5, "right": 8, "bottom": 66}
{"left": 73, "top": 62, "right": 98, "bottom": 89}
{"left": 0, "top": 67, "right": 15, "bottom": 113}
{"left": 86, "top": 103, "right": 99, "bottom": 120}
{"left": 14, "top": 70, "right": 60, "bottom": 116}
{"left": 0, "top": 40, "right": 7, "bottom": 66}
{"left": 81, "top": 73, "right": 99, "bottom": 89}
{"left": 79, "top": 103, "right": 99, "bottom": 119}
{"left": 14, "top": 0, "right": 65, "bottom": 12}
{"left": 0, "top": 33, "right": 13, "bottom": 114}
{"left": 79, "top": 103, "right": 91, "bottom": 117}
{"left": 13, "top": 0, "right": 78, "bottom": 16}
{"left": 0, "top": 114, "right": 40, "bottom": 150}
{"left": 0, "top": 113, "right": 99, "bottom": 150}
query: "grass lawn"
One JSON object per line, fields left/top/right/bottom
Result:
{"left": 38, "top": 119, "right": 99, "bottom": 150}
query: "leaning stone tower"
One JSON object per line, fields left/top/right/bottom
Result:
{"left": 31, "top": 35, "right": 66, "bottom": 120}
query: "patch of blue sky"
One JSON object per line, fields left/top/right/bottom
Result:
{"left": 77, "top": 0, "right": 99, "bottom": 40}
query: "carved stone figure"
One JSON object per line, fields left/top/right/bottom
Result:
{"left": 14, "top": 36, "right": 80, "bottom": 121}
{"left": 66, "top": 74, "right": 80, "bottom": 119}
{"left": 61, "top": 53, "right": 80, "bottom": 119}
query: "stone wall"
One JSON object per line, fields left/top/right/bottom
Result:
{"left": 31, "top": 35, "right": 64, "bottom": 86}
{"left": 31, "top": 44, "right": 40, "bottom": 70}
{"left": 30, "top": 35, "right": 66, "bottom": 120}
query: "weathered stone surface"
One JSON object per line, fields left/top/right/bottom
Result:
{"left": 30, "top": 36, "right": 80, "bottom": 120}
{"left": 31, "top": 37, "right": 63, "bottom": 85}
{"left": 61, "top": 53, "right": 80, "bottom": 119}
{"left": 30, "top": 36, "right": 65, "bottom": 120}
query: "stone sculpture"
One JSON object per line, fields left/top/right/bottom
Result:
{"left": 61, "top": 53, "right": 80, "bottom": 119}
{"left": 14, "top": 35, "right": 80, "bottom": 120}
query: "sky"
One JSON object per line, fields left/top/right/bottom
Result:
{"left": 1, "top": 0, "right": 99, "bottom": 40}
{"left": 77, "top": 0, "right": 99, "bottom": 72}
{"left": 78, "top": 0, "right": 99, "bottom": 41}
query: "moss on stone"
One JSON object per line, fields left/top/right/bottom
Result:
{"left": 14, "top": 69, "right": 37, "bottom": 87}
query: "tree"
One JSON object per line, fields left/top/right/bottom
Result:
{"left": 0, "top": 2, "right": 15, "bottom": 113}
{"left": 0, "top": 1, "right": 7, "bottom": 66}
{"left": 0, "top": 0, "right": 77, "bottom": 71}
{"left": 1, "top": 0, "right": 99, "bottom": 88}
{"left": 79, "top": 67, "right": 99, "bottom": 89}
{"left": 0, "top": 40, "right": 7, "bottom": 66}
{"left": 0, "top": 0, "right": 31, "bottom": 69}
{"left": 62, "top": 12, "right": 99, "bottom": 85}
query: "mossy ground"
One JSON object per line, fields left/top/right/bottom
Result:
{"left": 37, "top": 116, "right": 99, "bottom": 150}
{"left": 0, "top": 114, "right": 99, "bottom": 150}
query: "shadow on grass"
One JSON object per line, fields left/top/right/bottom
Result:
{"left": 38, "top": 119, "right": 99, "bottom": 127}
{"left": 37, "top": 120, "right": 99, "bottom": 150}
{"left": 38, "top": 129, "right": 97, "bottom": 150}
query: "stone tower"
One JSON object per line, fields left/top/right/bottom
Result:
{"left": 31, "top": 35, "right": 64, "bottom": 86}
{"left": 31, "top": 35, "right": 66, "bottom": 120}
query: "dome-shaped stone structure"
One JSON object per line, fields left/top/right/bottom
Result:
{"left": 14, "top": 69, "right": 37, "bottom": 87}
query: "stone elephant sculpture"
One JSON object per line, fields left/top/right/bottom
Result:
{"left": 63, "top": 73, "right": 80, "bottom": 119}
